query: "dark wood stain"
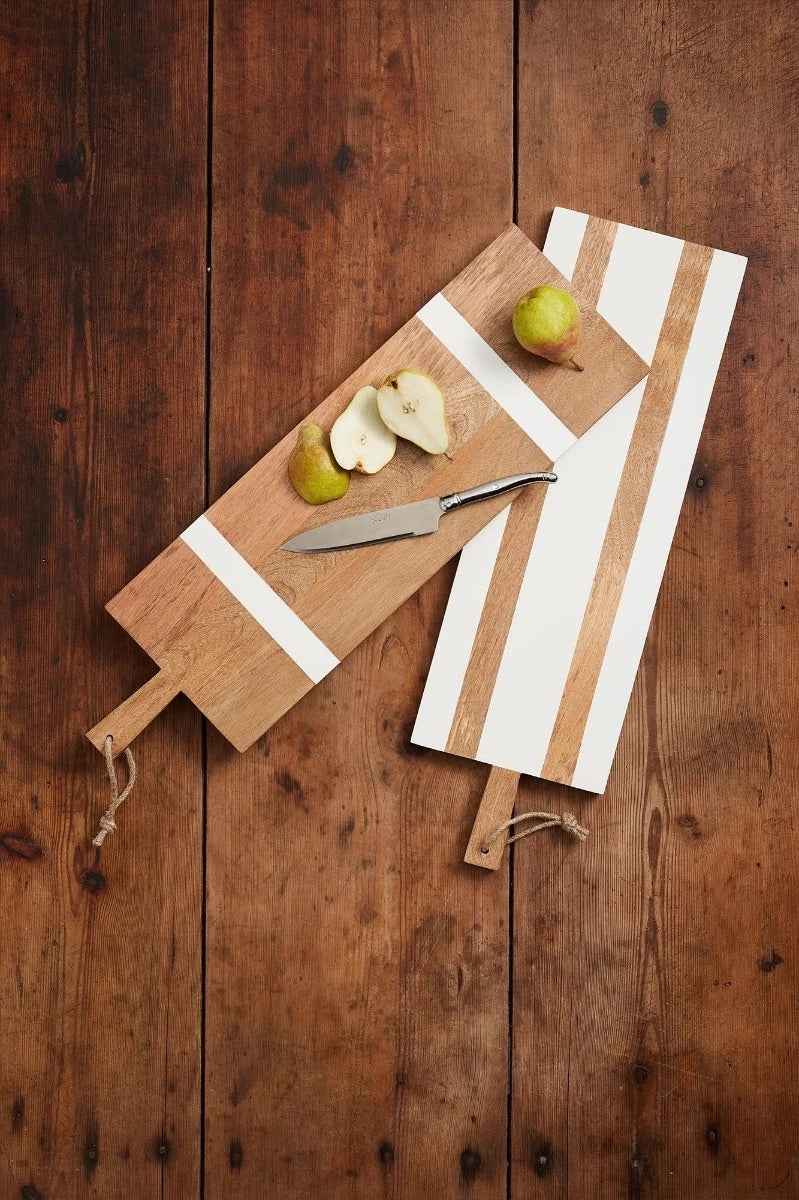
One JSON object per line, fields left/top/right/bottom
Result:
{"left": 459, "top": 1146, "right": 481, "bottom": 1182}
{"left": 0, "top": 833, "right": 43, "bottom": 860}
{"left": 758, "top": 949, "right": 784, "bottom": 973}
{"left": 11, "top": 1095, "right": 24, "bottom": 1129}
{"left": 80, "top": 868, "right": 107, "bottom": 893}
{"left": 83, "top": 1120, "right": 99, "bottom": 1174}
{"left": 651, "top": 99, "right": 669, "bottom": 126}
{"left": 229, "top": 1139, "right": 244, "bottom": 1169}
{"left": 532, "top": 1141, "right": 553, "bottom": 1177}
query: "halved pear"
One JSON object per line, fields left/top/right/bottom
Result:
{"left": 376, "top": 370, "right": 449, "bottom": 455}
{"left": 330, "top": 385, "right": 397, "bottom": 474}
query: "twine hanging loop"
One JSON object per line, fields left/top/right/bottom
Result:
{"left": 483, "top": 809, "right": 588, "bottom": 853}
{"left": 93, "top": 735, "right": 136, "bottom": 848}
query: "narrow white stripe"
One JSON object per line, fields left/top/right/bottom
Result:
{"left": 410, "top": 506, "right": 511, "bottom": 752}
{"left": 544, "top": 208, "right": 590, "bottom": 281}
{"left": 475, "top": 381, "right": 644, "bottom": 775}
{"left": 416, "top": 292, "right": 574, "bottom": 461}
{"left": 181, "top": 515, "right": 339, "bottom": 684}
{"left": 572, "top": 248, "right": 747, "bottom": 791}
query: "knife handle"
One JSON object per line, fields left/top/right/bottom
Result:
{"left": 440, "top": 471, "right": 557, "bottom": 512}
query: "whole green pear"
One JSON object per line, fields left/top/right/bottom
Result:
{"left": 288, "top": 423, "right": 350, "bottom": 504}
{"left": 512, "top": 285, "right": 583, "bottom": 368}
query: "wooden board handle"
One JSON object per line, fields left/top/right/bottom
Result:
{"left": 86, "top": 669, "right": 181, "bottom": 757}
{"left": 464, "top": 765, "right": 521, "bottom": 870}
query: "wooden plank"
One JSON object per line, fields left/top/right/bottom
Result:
{"left": 513, "top": 2, "right": 799, "bottom": 1196}
{"left": 204, "top": 1, "right": 515, "bottom": 1195}
{"left": 0, "top": 2, "right": 206, "bottom": 1197}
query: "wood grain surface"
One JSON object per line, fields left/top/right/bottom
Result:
{"left": 1, "top": 2, "right": 796, "bottom": 1198}
{"left": 512, "top": 3, "right": 799, "bottom": 1198}
{"left": 204, "top": 2, "right": 514, "bottom": 1196}
{"left": 0, "top": 1, "right": 207, "bottom": 1198}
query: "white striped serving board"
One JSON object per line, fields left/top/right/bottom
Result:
{"left": 413, "top": 208, "right": 746, "bottom": 807}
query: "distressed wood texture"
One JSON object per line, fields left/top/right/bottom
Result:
{"left": 0, "top": 2, "right": 206, "bottom": 1198}
{"left": 512, "top": 3, "right": 799, "bottom": 1198}
{"left": 204, "top": 1, "right": 514, "bottom": 1195}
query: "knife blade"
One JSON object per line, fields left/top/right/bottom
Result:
{"left": 281, "top": 471, "right": 557, "bottom": 553}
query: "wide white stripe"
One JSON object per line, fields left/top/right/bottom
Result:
{"left": 416, "top": 292, "right": 574, "bottom": 461}
{"left": 597, "top": 222, "right": 685, "bottom": 363}
{"left": 572, "top": 248, "right": 747, "bottom": 791}
{"left": 181, "top": 515, "right": 339, "bottom": 684}
{"left": 410, "top": 506, "right": 511, "bottom": 752}
{"left": 475, "top": 381, "right": 644, "bottom": 775}
{"left": 544, "top": 207, "right": 590, "bottom": 281}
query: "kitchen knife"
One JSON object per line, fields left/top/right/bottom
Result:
{"left": 281, "top": 472, "right": 557, "bottom": 553}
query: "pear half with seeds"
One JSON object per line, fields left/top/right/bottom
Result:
{"left": 288, "top": 423, "right": 350, "bottom": 504}
{"left": 330, "top": 385, "right": 397, "bottom": 474}
{"left": 376, "top": 370, "right": 449, "bottom": 455}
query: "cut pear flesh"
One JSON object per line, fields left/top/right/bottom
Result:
{"left": 376, "top": 370, "right": 449, "bottom": 455}
{"left": 330, "top": 385, "right": 397, "bottom": 474}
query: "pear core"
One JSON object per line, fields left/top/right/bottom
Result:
{"left": 376, "top": 370, "right": 449, "bottom": 455}
{"left": 330, "top": 386, "right": 397, "bottom": 474}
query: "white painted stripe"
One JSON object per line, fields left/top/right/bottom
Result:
{"left": 416, "top": 292, "right": 574, "bottom": 461}
{"left": 410, "top": 506, "right": 511, "bottom": 752}
{"left": 596, "top": 222, "right": 685, "bottom": 363}
{"left": 181, "top": 515, "right": 339, "bottom": 684}
{"left": 544, "top": 207, "right": 590, "bottom": 281}
{"left": 475, "top": 380, "right": 644, "bottom": 775}
{"left": 572, "top": 248, "right": 747, "bottom": 791}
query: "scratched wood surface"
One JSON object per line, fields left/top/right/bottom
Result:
{"left": 2, "top": 2, "right": 796, "bottom": 1198}
{"left": 512, "top": 2, "right": 799, "bottom": 1198}
{"left": 0, "top": 1, "right": 206, "bottom": 1198}
{"left": 203, "top": 2, "right": 513, "bottom": 1196}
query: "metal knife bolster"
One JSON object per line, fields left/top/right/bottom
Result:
{"left": 439, "top": 471, "right": 558, "bottom": 513}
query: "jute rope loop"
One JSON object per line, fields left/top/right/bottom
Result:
{"left": 92, "top": 735, "right": 136, "bottom": 848}
{"left": 483, "top": 809, "right": 588, "bottom": 853}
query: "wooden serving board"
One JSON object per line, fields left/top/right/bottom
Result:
{"left": 88, "top": 224, "right": 647, "bottom": 756}
{"left": 411, "top": 209, "right": 746, "bottom": 867}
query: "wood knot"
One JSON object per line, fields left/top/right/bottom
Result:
{"left": 81, "top": 869, "right": 106, "bottom": 894}
{"left": 0, "top": 832, "right": 43, "bottom": 860}
{"left": 533, "top": 1142, "right": 553, "bottom": 1177}
{"left": 651, "top": 99, "right": 669, "bottom": 127}
{"left": 460, "top": 1147, "right": 481, "bottom": 1181}
{"left": 758, "top": 949, "right": 784, "bottom": 973}
{"left": 229, "top": 1140, "right": 244, "bottom": 1170}
{"left": 378, "top": 1140, "right": 395, "bottom": 1166}
{"left": 706, "top": 1124, "right": 719, "bottom": 1153}
{"left": 631, "top": 1064, "right": 648, "bottom": 1085}
{"left": 155, "top": 1137, "right": 171, "bottom": 1161}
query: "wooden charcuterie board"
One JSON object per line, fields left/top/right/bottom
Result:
{"left": 88, "top": 223, "right": 646, "bottom": 756}
{"left": 411, "top": 209, "right": 746, "bottom": 867}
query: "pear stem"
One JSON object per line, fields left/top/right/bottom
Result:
{"left": 569, "top": 357, "right": 584, "bottom": 372}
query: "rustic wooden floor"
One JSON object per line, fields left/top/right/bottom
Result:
{"left": 1, "top": 2, "right": 796, "bottom": 1197}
